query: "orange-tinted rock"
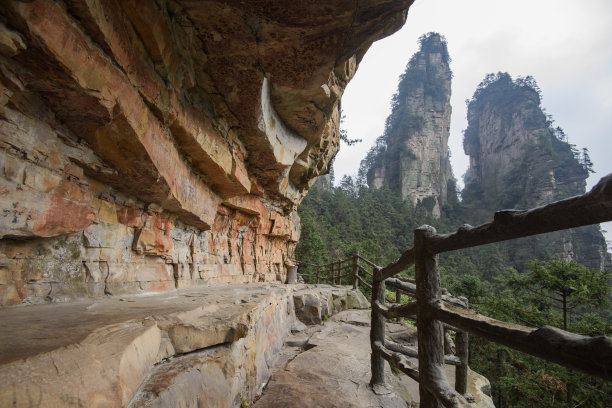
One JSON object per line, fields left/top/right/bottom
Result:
{"left": 117, "top": 206, "right": 144, "bottom": 228}
{"left": 0, "top": 0, "right": 413, "bottom": 305}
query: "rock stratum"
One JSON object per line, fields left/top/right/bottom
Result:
{"left": 0, "top": 0, "right": 414, "bottom": 306}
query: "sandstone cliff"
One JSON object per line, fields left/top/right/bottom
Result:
{"left": 0, "top": 0, "right": 414, "bottom": 306}
{"left": 462, "top": 73, "right": 610, "bottom": 269}
{"left": 364, "top": 32, "right": 454, "bottom": 218}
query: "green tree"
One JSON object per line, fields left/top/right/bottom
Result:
{"left": 508, "top": 260, "right": 610, "bottom": 330}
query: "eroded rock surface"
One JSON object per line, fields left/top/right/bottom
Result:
{"left": 255, "top": 309, "right": 494, "bottom": 408}
{"left": 0, "top": 283, "right": 369, "bottom": 407}
{"left": 0, "top": 0, "right": 414, "bottom": 306}
{"left": 293, "top": 284, "right": 369, "bottom": 325}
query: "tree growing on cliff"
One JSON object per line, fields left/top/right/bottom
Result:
{"left": 507, "top": 259, "right": 609, "bottom": 331}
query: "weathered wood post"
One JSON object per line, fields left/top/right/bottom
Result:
{"left": 370, "top": 266, "right": 386, "bottom": 386}
{"left": 394, "top": 289, "right": 402, "bottom": 322}
{"left": 331, "top": 262, "right": 336, "bottom": 285}
{"left": 455, "top": 329, "right": 469, "bottom": 396}
{"left": 415, "top": 225, "right": 444, "bottom": 408}
{"left": 316, "top": 266, "right": 320, "bottom": 284}
{"left": 352, "top": 252, "right": 359, "bottom": 289}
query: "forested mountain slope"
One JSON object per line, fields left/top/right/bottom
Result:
{"left": 296, "top": 38, "right": 611, "bottom": 407}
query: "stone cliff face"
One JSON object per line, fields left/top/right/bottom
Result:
{"left": 0, "top": 0, "right": 414, "bottom": 306}
{"left": 366, "top": 33, "right": 453, "bottom": 218}
{"left": 462, "top": 73, "right": 610, "bottom": 269}
{"left": 463, "top": 74, "right": 566, "bottom": 208}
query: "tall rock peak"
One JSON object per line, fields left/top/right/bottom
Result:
{"left": 462, "top": 72, "right": 610, "bottom": 269}
{"left": 362, "top": 32, "right": 454, "bottom": 217}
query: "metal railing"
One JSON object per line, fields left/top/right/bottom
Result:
{"left": 370, "top": 174, "right": 612, "bottom": 407}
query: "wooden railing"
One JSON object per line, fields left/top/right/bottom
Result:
{"left": 296, "top": 254, "right": 471, "bottom": 397}
{"left": 296, "top": 253, "right": 376, "bottom": 289}
{"left": 370, "top": 174, "right": 612, "bottom": 407}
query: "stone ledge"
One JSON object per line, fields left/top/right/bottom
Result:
{"left": 0, "top": 283, "right": 370, "bottom": 407}
{"left": 0, "top": 284, "right": 294, "bottom": 407}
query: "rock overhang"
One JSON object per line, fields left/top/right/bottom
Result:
{"left": 0, "top": 0, "right": 414, "bottom": 304}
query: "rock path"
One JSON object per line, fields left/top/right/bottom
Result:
{"left": 253, "top": 310, "right": 414, "bottom": 408}
{"left": 254, "top": 309, "right": 494, "bottom": 408}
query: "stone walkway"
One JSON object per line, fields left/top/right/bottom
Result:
{"left": 254, "top": 309, "right": 495, "bottom": 408}
{"left": 253, "top": 309, "right": 411, "bottom": 408}
{"left": 0, "top": 284, "right": 362, "bottom": 407}
{"left": 0, "top": 284, "right": 493, "bottom": 407}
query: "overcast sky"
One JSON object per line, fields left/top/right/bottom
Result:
{"left": 336, "top": 0, "right": 612, "bottom": 248}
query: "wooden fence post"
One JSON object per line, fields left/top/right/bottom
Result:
{"left": 455, "top": 330, "right": 469, "bottom": 396}
{"left": 370, "top": 267, "right": 386, "bottom": 386}
{"left": 352, "top": 252, "right": 359, "bottom": 289}
{"left": 331, "top": 262, "right": 335, "bottom": 285}
{"left": 316, "top": 266, "right": 320, "bottom": 284}
{"left": 415, "top": 225, "right": 444, "bottom": 408}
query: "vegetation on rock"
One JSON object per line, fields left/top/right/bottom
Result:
{"left": 360, "top": 33, "right": 454, "bottom": 214}
{"left": 296, "top": 66, "right": 611, "bottom": 407}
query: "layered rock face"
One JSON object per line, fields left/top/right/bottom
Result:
{"left": 0, "top": 0, "right": 413, "bottom": 306}
{"left": 366, "top": 33, "right": 453, "bottom": 217}
{"left": 462, "top": 73, "right": 610, "bottom": 269}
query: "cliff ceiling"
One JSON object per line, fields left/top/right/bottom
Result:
{"left": 2, "top": 0, "right": 412, "bottom": 224}
{"left": 0, "top": 0, "right": 414, "bottom": 305}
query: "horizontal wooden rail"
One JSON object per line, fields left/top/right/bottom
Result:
{"left": 373, "top": 300, "right": 418, "bottom": 319}
{"left": 386, "top": 278, "right": 468, "bottom": 309}
{"left": 386, "top": 340, "right": 461, "bottom": 366}
{"left": 373, "top": 341, "right": 420, "bottom": 382}
{"left": 395, "top": 276, "right": 417, "bottom": 285}
{"left": 378, "top": 248, "right": 415, "bottom": 281}
{"left": 357, "top": 255, "right": 379, "bottom": 269}
{"left": 357, "top": 276, "right": 372, "bottom": 289}
{"left": 429, "top": 301, "right": 612, "bottom": 380}
{"left": 376, "top": 342, "right": 469, "bottom": 408}
{"left": 426, "top": 174, "right": 612, "bottom": 255}
{"left": 357, "top": 265, "right": 373, "bottom": 277}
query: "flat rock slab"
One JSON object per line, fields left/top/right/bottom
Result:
{"left": 0, "top": 283, "right": 296, "bottom": 408}
{"left": 254, "top": 310, "right": 411, "bottom": 408}
{"left": 0, "top": 283, "right": 289, "bottom": 364}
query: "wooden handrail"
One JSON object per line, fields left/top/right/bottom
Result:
{"left": 386, "top": 340, "right": 462, "bottom": 366}
{"left": 373, "top": 341, "right": 420, "bottom": 382}
{"left": 378, "top": 248, "right": 415, "bottom": 281}
{"left": 356, "top": 255, "right": 379, "bottom": 269}
{"left": 373, "top": 300, "right": 418, "bottom": 319}
{"left": 357, "top": 275, "right": 372, "bottom": 289}
{"left": 430, "top": 301, "right": 612, "bottom": 380}
{"left": 368, "top": 173, "right": 612, "bottom": 407}
{"left": 357, "top": 265, "right": 373, "bottom": 277}
{"left": 426, "top": 174, "right": 612, "bottom": 255}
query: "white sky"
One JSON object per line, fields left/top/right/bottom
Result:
{"left": 336, "top": 0, "right": 612, "bottom": 249}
